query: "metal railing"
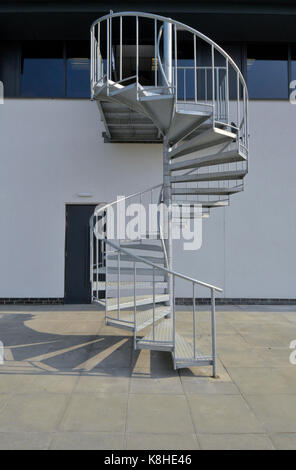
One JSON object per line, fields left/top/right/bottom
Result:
{"left": 89, "top": 184, "right": 222, "bottom": 376}
{"left": 90, "top": 11, "right": 249, "bottom": 156}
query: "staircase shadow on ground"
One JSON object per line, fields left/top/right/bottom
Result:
{"left": 0, "top": 313, "right": 183, "bottom": 377}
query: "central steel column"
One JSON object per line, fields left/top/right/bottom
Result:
{"left": 163, "top": 22, "right": 173, "bottom": 87}
{"left": 162, "top": 21, "right": 173, "bottom": 314}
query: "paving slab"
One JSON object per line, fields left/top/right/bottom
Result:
{"left": 0, "top": 432, "right": 52, "bottom": 450}
{"left": 130, "top": 371, "right": 183, "bottom": 395}
{"left": 228, "top": 366, "right": 296, "bottom": 395}
{"left": 198, "top": 433, "right": 274, "bottom": 450}
{"left": 245, "top": 394, "right": 296, "bottom": 433}
{"left": 188, "top": 394, "right": 265, "bottom": 434}
{"left": 0, "top": 393, "right": 69, "bottom": 432}
{"left": 127, "top": 394, "right": 194, "bottom": 434}
{"left": 126, "top": 433, "right": 200, "bottom": 450}
{"left": 49, "top": 431, "right": 125, "bottom": 450}
{"left": 270, "top": 433, "right": 296, "bottom": 450}
{"left": 60, "top": 392, "right": 128, "bottom": 433}
{"left": 75, "top": 373, "right": 130, "bottom": 394}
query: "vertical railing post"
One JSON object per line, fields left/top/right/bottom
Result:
{"left": 163, "top": 20, "right": 173, "bottom": 87}
{"left": 152, "top": 267, "right": 155, "bottom": 341}
{"left": 136, "top": 16, "right": 139, "bottom": 98}
{"left": 107, "top": 18, "right": 110, "bottom": 95}
{"left": 237, "top": 71, "right": 240, "bottom": 149}
{"left": 163, "top": 135, "right": 172, "bottom": 317}
{"left": 89, "top": 216, "right": 94, "bottom": 297}
{"left": 174, "top": 24, "right": 178, "bottom": 100}
{"left": 120, "top": 16, "right": 123, "bottom": 81}
{"left": 172, "top": 275, "right": 176, "bottom": 367}
{"left": 117, "top": 248, "right": 120, "bottom": 320}
{"left": 194, "top": 35, "right": 197, "bottom": 103}
{"left": 211, "top": 45, "right": 215, "bottom": 125}
{"left": 211, "top": 288, "right": 217, "bottom": 378}
{"left": 105, "top": 249, "right": 109, "bottom": 324}
{"left": 226, "top": 59, "right": 229, "bottom": 124}
{"left": 193, "top": 283, "right": 196, "bottom": 359}
{"left": 95, "top": 217, "right": 99, "bottom": 301}
{"left": 90, "top": 27, "right": 94, "bottom": 98}
{"left": 133, "top": 262, "right": 137, "bottom": 349}
{"left": 109, "top": 14, "right": 112, "bottom": 79}
{"left": 97, "top": 23, "right": 101, "bottom": 83}
{"left": 216, "top": 67, "right": 219, "bottom": 121}
{"left": 154, "top": 19, "right": 157, "bottom": 87}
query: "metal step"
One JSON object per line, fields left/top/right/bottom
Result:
{"left": 169, "top": 128, "right": 236, "bottom": 159}
{"left": 120, "top": 243, "right": 163, "bottom": 252}
{"left": 93, "top": 79, "right": 124, "bottom": 99}
{"left": 173, "top": 333, "right": 213, "bottom": 368}
{"left": 136, "top": 317, "right": 174, "bottom": 351}
{"left": 171, "top": 187, "right": 242, "bottom": 196}
{"left": 173, "top": 199, "right": 229, "bottom": 208}
{"left": 99, "top": 100, "right": 161, "bottom": 143}
{"left": 136, "top": 318, "right": 213, "bottom": 366}
{"left": 95, "top": 266, "right": 165, "bottom": 276}
{"left": 171, "top": 169, "right": 247, "bottom": 183}
{"left": 109, "top": 82, "right": 145, "bottom": 114}
{"left": 107, "top": 254, "right": 165, "bottom": 264}
{"left": 170, "top": 150, "right": 246, "bottom": 172}
{"left": 95, "top": 281, "right": 168, "bottom": 290}
{"left": 105, "top": 305, "right": 170, "bottom": 332}
{"left": 139, "top": 93, "right": 174, "bottom": 134}
{"left": 98, "top": 294, "right": 169, "bottom": 311}
{"left": 167, "top": 109, "right": 211, "bottom": 146}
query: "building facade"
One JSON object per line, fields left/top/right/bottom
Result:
{"left": 0, "top": 1, "right": 296, "bottom": 303}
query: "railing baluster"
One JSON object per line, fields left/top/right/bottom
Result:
{"left": 216, "top": 67, "right": 219, "bottom": 120}
{"left": 211, "top": 288, "right": 217, "bottom": 378}
{"left": 90, "top": 27, "right": 94, "bottom": 97}
{"left": 136, "top": 16, "right": 139, "bottom": 95}
{"left": 237, "top": 71, "right": 240, "bottom": 146}
{"left": 134, "top": 262, "right": 137, "bottom": 349}
{"left": 174, "top": 24, "right": 177, "bottom": 101}
{"left": 172, "top": 275, "right": 176, "bottom": 361}
{"left": 117, "top": 248, "right": 120, "bottom": 319}
{"left": 106, "top": 18, "right": 110, "bottom": 95}
{"left": 152, "top": 267, "right": 155, "bottom": 341}
{"left": 96, "top": 217, "right": 99, "bottom": 301}
{"left": 226, "top": 58, "right": 229, "bottom": 123}
{"left": 105, "top": 249, "right": 109, "bottom": 323}
{"left": 211, "top": 45, "right": 215, "bottom": 123}
{"left": 120, "top": 16, "right": 123, "bottom": 81}
{"left": 193, "top": 283, "right": 196, "bottom": 359}
{"left": 154, "top": 19, "right": 157, "bottom": 87}
{"left": 109, "top": 15, "right": 112, "bottom": 79}
{"left": 194, "top": 35, "right": 197, "bottom": 103}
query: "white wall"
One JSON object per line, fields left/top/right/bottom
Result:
{"left": 0, "top": 99, "right": 295, "bottom": 299}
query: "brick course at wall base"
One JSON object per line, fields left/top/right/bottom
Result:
{"left": 0, "top": 298, "right": 295, "bottom": 305}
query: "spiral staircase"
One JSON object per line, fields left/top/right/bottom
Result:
{"left": 89, "top": 12, "right": 249, "bottom": 375}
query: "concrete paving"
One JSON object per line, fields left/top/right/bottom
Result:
{"left": 0, "top": 304, "right": 295, "bottom": 449}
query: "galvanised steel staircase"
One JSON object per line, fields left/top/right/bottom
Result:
{"left": 89, "top": 12, "right": 249, "bottom": 376}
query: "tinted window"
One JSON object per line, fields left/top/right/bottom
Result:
{"left": 21, "top": 41, "right": 64, "bottom": 97}
{"left": 66, "top": 41, "right": 90, "bottom": 98}
{"left": 291, "top": 46, "right": 296, "bottom": 80}
{"left": 247, "top": 45, "right": 288, "bottom": 99}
